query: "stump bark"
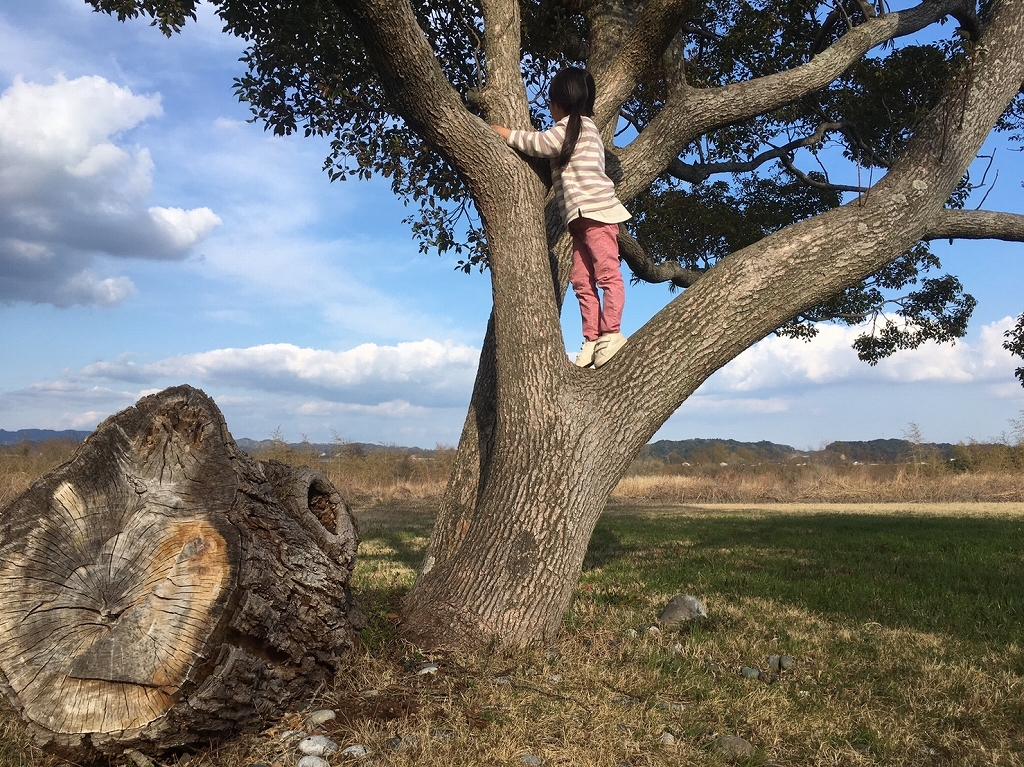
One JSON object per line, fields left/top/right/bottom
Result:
{"left": 0, "top": 385, "right": 364, "bottom": 762}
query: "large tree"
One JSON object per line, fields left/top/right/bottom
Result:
{"left": 91, "top": 0, "right": 1024, "bottom": 649}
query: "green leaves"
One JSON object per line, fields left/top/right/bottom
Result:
{"left": 1003, "top": 314, "right": 1024, "bottom": 386}
{"left": 86, "top": 0, "right": 198, "bottom": 36}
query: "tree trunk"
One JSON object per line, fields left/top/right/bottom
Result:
{"left": 402, "top": 0, "right": 1024, "bottom": 651}
{"left": 0, "top": 385, "right": 363, "bottom": 763}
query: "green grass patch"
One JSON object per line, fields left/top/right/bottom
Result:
{"left": 584, "top": 506, "right": 1024, "bottom": 646}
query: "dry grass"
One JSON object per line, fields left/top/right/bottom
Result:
{"left": 612, "top": 465, "right": 1024, "bottom": 504}
{"left": 0, "top": 439, "right": 78, "bottom": 509}
{"left": 2, "top": 444, "right": 1024, "bottom": 766}
{"left": 247, "top": 442, "right": 455, "bottom": 506}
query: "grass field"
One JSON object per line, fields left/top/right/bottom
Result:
{"left": 1, "top": 443, "right": 1023, "bottom": 765}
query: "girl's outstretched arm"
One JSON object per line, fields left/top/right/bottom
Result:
{"left": 493, "top": 122, "right": 567, "bottom": 158}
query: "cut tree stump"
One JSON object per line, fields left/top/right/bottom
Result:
{"left": 0, "top": 385, "right": 364, "bottom": 762}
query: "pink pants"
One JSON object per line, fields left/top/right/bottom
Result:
{"left": 569, "top": 218, "right": 624, "bottom": 341}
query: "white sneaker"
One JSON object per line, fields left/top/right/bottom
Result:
{"left": 594, "top": 332, "right": 627, "bottom": 368}
{"left": 575, "top": 339, "right": 598, "bottom": 367}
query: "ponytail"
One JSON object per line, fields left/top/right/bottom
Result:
{"left": 558, "top": 113, "right": 583, "bottom": 168}
{"left": 550, "top": 67, "right": 596, "bottom": 167}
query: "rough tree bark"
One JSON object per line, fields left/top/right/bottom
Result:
{"left": 0, "top": 385, "right": 363, "bottom": 762}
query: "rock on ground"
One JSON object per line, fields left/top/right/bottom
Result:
{"left": 658, "top": 594, "right": 707, "bottom": 627}
{"left": 711, "top": 735, "right": 756, "bottom": 762}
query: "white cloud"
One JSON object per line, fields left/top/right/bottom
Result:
{"left": 709, "top": 317, "right": 1021, "bottom": 392}
{"left": 683, "top": 395, "right": 790, "bottom": 414}
{"left": 295, "top": 400, "right": 432, "bottom": 418}
{"left": 0, "top": 74, "right": 221, "bottom": 306}
{"left": 78, "top": 340, "right": 480, "bottom": 407}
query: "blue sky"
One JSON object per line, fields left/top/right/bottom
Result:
{"left": 1, "top": 0, "right": 1022, "bottom": 449}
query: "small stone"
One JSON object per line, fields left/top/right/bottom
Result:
{"left": 705, "top": 662, "right": 720, "bottom": 673}
{"left": 655, "top": 701, "right": 689, "bottom": 712}
{"left": 298, "top": 735, "right": 339, "bottom": 757}
{"left": 646, "top": 625, "right": 661, "bottom": 636}
{"left": 548, "top": 674, "right": 562, "bottom": 683}
{"left": 780, "top": 656, "right": 794, "bottom": 670}
{"left": 740, "top": 666, "right": 760, "bottom": 679}
{"left": 658, "top": 594, "right": 707, "bottom": 628}
{"left": 672, "top": 643, "right": 684, "bottom": 654}
{"left": 624, "top": 628, "right": 639, "bottom": 639}
{"left": 612, "top": 696, "right": 635, "bottom": 707}
{"left": 361, "top": 688, "right": 380, "bottom": 698}
{"left": 308, "top": 709, "right": 336, "bottom": 726}
{"left": 544, "top": 648, "right": 561, "bottom": 661}
{"left": 494, "top": 675, "right": 512, "bottom": 686}
{"left": 659, "top": 731, "right": 677, "bottom": 745}
{"left": 851, "top": 742, "right": 872, "bottom": 754}
{"left": 766, "top": 655, "right": 781, "bottom": 672}
{"left": 518, "top": 755, "right": 542, "bottom": 767}
{"left": 711, "top": 735, "right": 756, "bottom": 762}
{"left": 280, "top": 729, "right": 306, "bottom": 743}
{"left": 386, "top": 734, "right": 420, "bottom": 750}
{"left": 297, "top": 758, "right": 329, "bottom": 767}
{"left": 430, "top": 729, "right": 455, "bottom": 742}
{"left": 340, "top": 745, "right": 369, "bottom": 758}
{"left": 416, "top": 662, "right": 440, "bottom": 675}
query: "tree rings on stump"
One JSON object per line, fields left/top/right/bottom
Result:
{"left": 0, "top": 385, "right": 363, "bottom": 761}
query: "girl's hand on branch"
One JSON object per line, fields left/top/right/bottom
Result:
{"left": 491, "top": 124, "right": 511, "bottom": 140}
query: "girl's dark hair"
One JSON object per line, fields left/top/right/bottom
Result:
{"left": 549, "top": 66, "right": 595, "bottom": 167}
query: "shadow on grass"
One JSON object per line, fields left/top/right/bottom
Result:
{"left": 583, "top": 510, "right": 1024, "bottom": 646}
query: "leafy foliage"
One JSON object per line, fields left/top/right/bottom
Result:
{"left": 85, "top": 0, "right": 1021, "bottom": 370}
{"left": 1004, "top": 313, "right": 1024, "bottom": 386}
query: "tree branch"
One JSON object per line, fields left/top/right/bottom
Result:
{"left": 341, "top": 0, "right": 497, "bottom": 183}
{"left": 779, "top": 154, "right": 867, "bottom": 194}
{"left": 591, "top": 0, "right": 695, "bottom": 130}
{"left": 599, "top": 0, "right": 1024, "bottom": 460}
{"left": 925, "top": 210, "right": 1024, "bottom": 242}
{"left": 617, "top": 0, "right": 976, "bottom": 200}
{"left": 617, "top": 230, "right": 703, "bottom": 288}
{"left": 666, "top": 121, "right": 850, "bottom": 184}
{"left": 480, "top": 0, "right": 531, "bottom": 127}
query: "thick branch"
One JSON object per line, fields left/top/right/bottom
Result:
{"left": 617, "top": 0, "right": 975, "bottom": 200}
{"left": 617, "top": 230, "right": 702, "bottom": 288}
{"left": 597, "top": 0, "right": 1024, "bottom": 462}
{"left": 341, "top": 1, "right": 497, "bottom": 183}
{"left": 925, "top": 210, "right": 1024, "bottom": 242}
{"left": 591, "top": 0, "right": 694, "bottom": 130}
{"left": 480, "top": 0, "right": 530, "bottom": 127}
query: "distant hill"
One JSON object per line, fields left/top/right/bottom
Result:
{"left": 0, "top": 429, "right": 91, "bottom": 445}
{"left": 234, "top": 438, "right": 437, "bottom": 457}
{"left": 641, "top": 437, "right": 959, "bottom": 464}
{"left": 641, "top": 438, "right": 801, "bottom": 463}
{"left": 0, "top": 430, "right": 964, "bottom": 464}
{"left": 823, "top": 439, "right": 957, "bottom": 463}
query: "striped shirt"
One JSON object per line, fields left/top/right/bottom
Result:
{"left": 506, "top": 116, "right": 631, "bottom": 225}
